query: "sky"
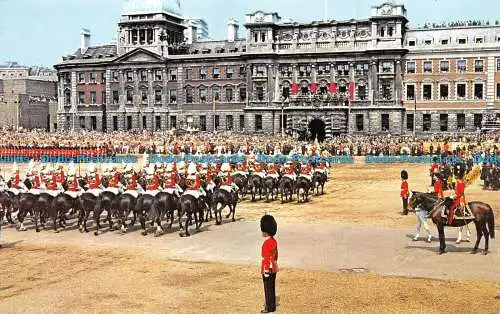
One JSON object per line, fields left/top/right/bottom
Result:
{"left": 1, "top": 0, "right": 499, "bottom": 67}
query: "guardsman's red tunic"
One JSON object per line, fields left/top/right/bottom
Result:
{"left": 146, "top": 174, "right": 160, "bottom": 191}
{"left": 88, "top": 174, "right": 101, "bottom": 189}
{"left": 46, "top": 174, "right": 58, "bottom": 190}
{"left": 108, "top": 172, "right": 120, "bottom": 188}
{"left": 32, "top": 175, "right": 41, "bottom": 189}
{"left": 261, "top": 237, "right": 278, "bottom": 274}
{"left": 221, "top": 173, "right": 232, "bottom": 185}
{"left": 127, "top": 174, "right": 137, "bottom": 190}
{"left": 163, "top": 172, "right": 177, "bottom": 189}
{"left": 186, "top": 175, "right": 201, "bottom": 190}
{"left": 12, "top": 174, "right": 20, "bottom": 189}
{"left": 433, "top": 179, "right": 444, "bottom": 199}
{"left": 449, "top": 180, "right": 466, "bottom": 224}
{"left": 400, "top": 179, "right": 409, "bottom": 198}
{"left": 57, "top": 170, "right": 65, "bottom": 183}
{"left": 68, "top": 175, "right": 79, "bottom": 192}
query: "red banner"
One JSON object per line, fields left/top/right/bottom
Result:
{"left": 329, "top": 83, "right": 337, "bottom": 94}
{"left": 291, "top": 83, "right": 299, "bottom": 94}
{"left": 348, "top": 81, "right": 355, "bottom": 101}
{"left": 310, "top": 83, "right": 318, "bottom": 94}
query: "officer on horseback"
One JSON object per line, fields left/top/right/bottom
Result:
{"left": 219, "top": 163, "right": 239, "bottom": 194}
{"left": 265, "top": 163, "right": 279, "bottom": 180}
{"left": 86, "top": 162, "right": 102, "bottom": 197}
{"left": 145, "top": 165, "right": 161, "bottom": 196}
{"left": 162, "top": 163, "right": 181, "bottom": 198}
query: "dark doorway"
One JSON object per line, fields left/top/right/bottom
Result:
{"left": 308, "top": 119, "right": 326, "bottom": 142}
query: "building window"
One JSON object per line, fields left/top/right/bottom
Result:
{"left": 457, "top": 83, "right": 466, "bottom": 99}
{"left": 497, "top": 83, "right": 500, "bottom": 99}
{"left": 142, "top": 116, "right": 147, "bottom": 130}
{"left": 170, "top": 116, "right": 177, "bottom": 129}
{"left": 89, "top": 116, "right": 96, "bottom": 130}
{"left": 200, "top": 68, "right": 207, "bottom": 80}
{"left": 79, "top": 116, "right": 86, "bottom": 129}
{"left": 282, "top": 86, "right": 290, "bottom": 99}
{"left": 440, "top": 114, "right": 448, "bottom": 131}
{"left": 381, "top": 114, "right": 390, "bottom": 132}
{"left": 226, "top": 87, "right": 233, "bottom": 102}
{"left": 441, "top": 39, "right": 449, "bottom": 45}
{"left": 457, "top": 60, "right": 467, "bottom": 72}
{"left": 474, "top": 83, "right": 483, "bottom": 99}
{"left": 424, "top": 39, "right": 432, "bottom": 45}
{"left": 140, "top": 70, "right": 148, "bottom": 82}
{"left": 423, "top": 84, "right": 432, "bottom": 100}
{"left": 474, "top": 114, "right": 483, "bottom": 129}
{"left": 184, "top": 68, "right": 191, "bottom": 80}
{"left": 337, "top": 64, "right": 349, "bottom": 76}
{"left": 226, "top": 115, "right": 233, "bottom": 131}
{"left": 112, "top": 71, "right": 119, "bottom": 82}
{"left": 381, "top": 61, "right": 393, "bottom": 73}
{"left": 458, "top": 38, "right": 467, "bottom": 44}
{"left": 78, "top": 72, "right": 85, "bottom": 83}
{"left": 440, "top": 61, "right": 449, "bottom": 72}
{"left": 408, "top": 40, "right": 416, "bottom": 46}
{"left": 126, "top": 71, "right": 133, "bottom": 82}
{"left": 213, "top": 88, "right": 220, "bottom": 101}
{"left": 255, "top": 114, "right": 263, "bottom": 131}
{"left": 64, "top": 90, "right": 71, "bottom": 105}
{"left": 381, "top": 80, "right": 393, "bottom": 100}
{"left": 126, "top": 89, "right": 133, "bottom": 103}
{"left": 102, "top": 91, "right": 106, "bottom": 104}
{"left": 497, "top": 59, "right": 500, "bottom": 72}
{"left": 127, "top": 116, "right": 132, "bottom": 130}
{"left": 200, "top": 87, "right": 207, "bottom": 103}
{"left": 406, "top": 62, "right": 416, "bottom": 74}
{"left": 239, "top": 66, "right": 246, "bottom": 77}
{"left": 356, "top": 114, "right": 363, "bottom": 131}
{"left": 256, "top": 66, "right": 266, "bottom": 77}
{"left": 239, "top": 87, "right": 247, "bottom": 101}
{"left": 113, "top": 116, "right": 118, "bottom": 131}
{"left": 406, "top": 85, "right": 415, "bottom": 100}
{"left": 226, "top": 67, "right": 233, "bottom": 79}
{"left": 475, "top": 36, "right": 484, "bottom": 44}
{"left": 90, "top": 91, "right": 97, "bottom": 104}
{"left": 457, "top": 113, "right": 465, "bottom": 130}
{"left": 155, "top": 70, "right": 162, "bottom": 81}
{"left": 170, "top": 89, "right": 177, "bottom": 103}
{"left": 169, "top": 69, "right": 177, "bottom": 81}
{"left": 215, "top": 115, "right": 220, "bottom": 130}
{"left": 155, "top": 89, "right": 162, "bottom": 103}
{"left": 406, "top": 114, "right": 414, "bottom": 131}
{"left": 155, "top": 116, "right": 161, "bottom": 131}
{"left": 423, "top": 61, "right": 432, "bottom": 73}
{"left": 141, "top": 89, "right": 148, "bottom": 103}
{"left": 78, "top": 92, "right": 85, "bottom": 104}
{"left": 439, "top": 84, "right": 449, "bottom": 100}
{"left": 90, "top": 72, "right": 96, "bottom": 84}
{"left": 239, "top": 115, "right": 245, "bottom": 131}
{"left": 186, "top": 87, "right": 194, "bottom": 103}
{"left": 423, "top": 114, "right": 431, "bottom": 131}
{"left": 358, "top": 86, "right": 367, "bottom": 100}
{"left": 112, "top": 91, "right": 119, "bottom": 104}
{"left": 475, "top": 60, "right": 484, "bottom": 72}
{"left": 213, "top": 67, "right": 220, "bottom": 79}
{"left": 256, "top": 86, "right": 264, "bottom": 101}
{"left": 318, "top": 64, "right": 331, "bottom": 75}
{"left": 200, "top": 115, "right": 207, "bottom": 131}
{"left": 299, "top": 65, "right": 312, "bottom": 77}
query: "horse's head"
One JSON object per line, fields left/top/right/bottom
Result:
{"left": 408, "top": 191, "right": 425, "bottom": 211}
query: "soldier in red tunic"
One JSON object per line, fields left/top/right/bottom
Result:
{"left": 448, "top": 170, "right": 467, "bottom": 224}
{"left": 260, "top": 214, "right": 278, "bottom": 313}
{"left": 401, "top": 170, "right": 409, "bottom": 215}
{"left": 433, "top": 173, "right": 444, "bottom": 199}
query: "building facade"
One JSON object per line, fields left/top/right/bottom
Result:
{"left": 54, "top": 1, "right": 500, "bottom": 138}
{"left": 184, "top": 17, "right": 210, "bottom": 39}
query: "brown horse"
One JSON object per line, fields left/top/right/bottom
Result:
{"left": 408, "top": 192, "right": 495, "bottom": 255}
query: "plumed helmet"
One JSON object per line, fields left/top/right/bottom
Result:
{"left": 221, "top": 163, "right": 231, "bottom": 172}
{"left": 260, "top": 214, "right": 277, "bottom": 237}
{"left": 401, "top": 169, "right": 408, "bottom": 180}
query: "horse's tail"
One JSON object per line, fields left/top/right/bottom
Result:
{"left": 487, "top": 205, "right": 495, "bottom": 239}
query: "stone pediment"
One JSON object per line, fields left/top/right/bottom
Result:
{"left": 113, "top": 48, "right": 163, "bottom": 64}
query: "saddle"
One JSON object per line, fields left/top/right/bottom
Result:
{"left": 440, "top": 197, "right": 474, "bottom": 220}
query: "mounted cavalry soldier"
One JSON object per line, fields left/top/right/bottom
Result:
{"left": 184, "top": 163, "right": 205, "bottom": 199}
{"left": 86, "top": 163, "right": 102, "bottom": 197}
{"left": 253, "top": 162, "right": 266, "bottom": 179}
{"left": 445, "top": 168, "right": 471, "bottom": 224}
{"left": 265, "top": 163, "right": 279, "bottom": 180}
{"left": 314, "top": 161, "right": 329, "bottom": 175}
{"left": 162, "top": 163, "right": 181, "bottom": 198}
{"left": 199, "top": 163, "right": 216, "bottom": 193}
{"left": 105, "top": 165, "right": 122, "bottom": 195}
{"left": 8, "top": 162, "right": 27, "bottom": 195}
{"left": 28, "top": 160, "right": 43, "bottom": 195}
{"left": 43, "top": 165, "right": 62, "bottom": 197}
{"left": 234, "top": 161, "right": 249, "bottom": 177}
{"left": 219, "top": 163, "right": 239, "bottom": 194}
{"left": 283, "top": 162, "right": 296, "bottom": 181}
{"left": 123, "top": 164, "right": 142, "bottom": 198}
{"left": 65, "top": 162, "right": 81, "bottom": 199}
{"left": 145, "top": 165, "right": 162, "bottom": 197}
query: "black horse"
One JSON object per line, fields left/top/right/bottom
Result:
{"left": 295, "top": 176, "right": 312, "bottom": 203}
{"left": 148, "top": 190, "right": 179, "bottom": 236}
{"left": 232, "top": 173, "right": 248, "bottom": 199}
{"left": 212, "top": 187, "right": 237, "bottom": 225}
{"left": 263, "top": 176, "right": 279, "bottom": 201}
{"left": 178, "top": 192, "right": 203, "bottom": 237}
{"left": 312, "top": 171, "right": 327, "bottom": 195}
{"left": 247, "top": 174, "right": 263, "bottom": 201}
{"left": 279, "top": 176, "right": 294, "bottom": 203}
{"left": 408, "top": 192, "right": 495, "bottom": 255}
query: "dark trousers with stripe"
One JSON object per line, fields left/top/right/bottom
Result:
{"left": 262, "top": 273, "right": 276, "bottom": 312}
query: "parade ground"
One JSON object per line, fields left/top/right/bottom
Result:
{"left": 1, "top": 163, "right": 499, "bottom": 313}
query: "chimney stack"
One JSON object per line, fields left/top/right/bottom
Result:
{"left": 227, "top": 18, "right": 239, "bottom": 42}
{"left": 80, "top": 28, "right": 91, "bottom": 53}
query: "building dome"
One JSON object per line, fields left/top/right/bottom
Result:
{"left": 122, "top": 0, "right": 181, "bottom": 16}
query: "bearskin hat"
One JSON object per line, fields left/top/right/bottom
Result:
{"left": 260, "top": 214, "right": 277, "bottom": 237}
{"left": 401, "top": 170, "right": 408, "bottom": 180}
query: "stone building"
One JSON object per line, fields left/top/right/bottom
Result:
{"left": 54, "top": 1, "right": 500, "bottom": 138}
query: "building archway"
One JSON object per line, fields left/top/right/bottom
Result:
{"left": 308, "top": 118, "right": 326, "bottom": 142}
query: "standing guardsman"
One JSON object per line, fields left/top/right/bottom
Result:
{"left": 433, "top": 173, "right": 444, "bottom": 199}
{"left": 260, "top": 214, "right": 278, "bottom": 314}
{"left": 400, "top": 170, "right": 409, "bottom": 215}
